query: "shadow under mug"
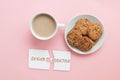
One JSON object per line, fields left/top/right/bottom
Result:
{"left": 30, "top": 12, "right": 65, "bottom": 40}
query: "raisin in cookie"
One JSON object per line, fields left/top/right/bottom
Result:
{"left": 88, "top": 23, "right": 103, "bottom": 40}
{"left": 67, "top": 29, "right": 82, "bottom": 47}
{"left": 77, "top": 36, "right": 94, "bottom": 51}
{"left": 74, "top": 18, "right": 92, "bottom": 35}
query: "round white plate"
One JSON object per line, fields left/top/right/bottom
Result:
{"left": 64, "top": 14, "right": 105, "bottom": 54}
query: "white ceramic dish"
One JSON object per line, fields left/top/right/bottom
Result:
{"left": 64, "top": 14, "right": 105, "bottom": 54}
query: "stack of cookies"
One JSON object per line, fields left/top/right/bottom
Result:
{"left": 67, "top": 18, "right": 103, "bottom": 51}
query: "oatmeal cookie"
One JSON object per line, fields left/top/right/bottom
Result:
{"left": 74, "top": 18, "right": 92, "bottom": 35}
{"left": 88, "top": 23, "right": 103, "bottom": 40}
{"left": 77, "top": 36, "right": 94, "bottom": 51}
{"left": 67, "top": 29, "right": 82, "bottom": 47}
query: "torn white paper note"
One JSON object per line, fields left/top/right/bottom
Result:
{"left": 28, "top": 49, "right": 50, "bottom": 70}
{"left": 52, "top": 50, "right": 71, "bottom": 71}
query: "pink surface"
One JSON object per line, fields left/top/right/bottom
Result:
{"left": 0, "top": 0, "right": 120, "bottom": 80}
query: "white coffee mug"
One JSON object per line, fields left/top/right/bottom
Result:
{"left": 30, "top": 12, "right": 65, "bottom": 40}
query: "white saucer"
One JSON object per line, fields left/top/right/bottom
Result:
{"left": 64, "top": 14, "right": 105, "bottom": 54}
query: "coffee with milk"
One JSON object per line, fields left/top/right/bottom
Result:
{"left": 32, "top": 14, "right": 56, "bottom": 37}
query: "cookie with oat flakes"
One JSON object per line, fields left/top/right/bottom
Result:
{"left": 88, "top": 23, "right": 103, "bottom": 40}
{"left": 67, "top": 29, "right": 82, "bottom": 47}
{"left": 77, "top": 36, "right": 94, "bottom": 51}
{"left": 74, "top": 18, "right": 92, "bottom": 35}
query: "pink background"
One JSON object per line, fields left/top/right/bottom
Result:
{"left": 0, "top": 0, "right": 120, "bottom": 80}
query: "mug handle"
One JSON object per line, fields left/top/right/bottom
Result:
{"left": 57, "top": 23, "right": 65, "bottom": 27}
